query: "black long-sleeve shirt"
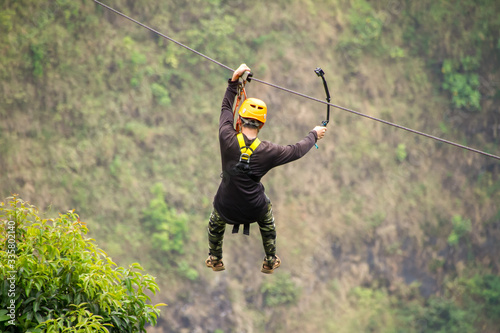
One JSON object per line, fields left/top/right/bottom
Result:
{"left": 213, "top": 79, "right": 318, "bottom": 224}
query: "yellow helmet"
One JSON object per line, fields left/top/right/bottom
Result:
{"left": 238, "top": 98, "right": 267, "bottom": 125}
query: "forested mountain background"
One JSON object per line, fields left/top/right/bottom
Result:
{"left": 1, "top": 0, "right": 500, "bottom": 332}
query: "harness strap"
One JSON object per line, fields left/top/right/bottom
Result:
{"left": 233, "top": 72, "right": 252, "bottom": 131}
{"left": 232, "top": 223, "right": 250, "bottom": 235}
{"left": 237, "top": 133, "right": 261, "bottom": 162}
{"left": 231, "top": 133, "right": 261, "bottom": 236}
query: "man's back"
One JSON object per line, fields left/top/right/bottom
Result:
{"left": 214, "top": 79, "right": 318, "bottom": 225}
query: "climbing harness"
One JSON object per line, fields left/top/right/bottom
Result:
{"left": 220, "top": 132, "right": 262, "bottom": 183}
{"left": 93, "top": 0, "right": 500, "bottom": 161}
{"left": 236, "top": 132, "right": 261, "bottom": 168}
{"left": 231, "top": 132, "right": 262, "bottom": 235}
{"left": 231, "top": 132, "right": 261, "bottom": 182}
{"left": 314, "top": 67, "right": 331, "bottom": 149}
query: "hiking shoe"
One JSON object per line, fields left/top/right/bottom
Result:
{"left": 261, "top": 255, "right": 281, "bottom": 274}
{"left": 205, "top": 255, "right": 225, "bottom": 272}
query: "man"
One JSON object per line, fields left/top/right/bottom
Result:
{"left": 206, "top": 64, "right": 327, "bottom": 274}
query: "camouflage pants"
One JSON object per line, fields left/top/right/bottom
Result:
{"left": 207, "top": 202, "right": 276, "bottom": 260}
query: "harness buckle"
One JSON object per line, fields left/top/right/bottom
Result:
{"left": 239, "top": 152, "right": 251, "bottom": 163}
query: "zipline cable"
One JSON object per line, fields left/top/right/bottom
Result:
{"left": 93, "top": 0, "right": 500, "bottom": 161}
{"left": 250, "top": 77, "right": 500, "bottom": 160}
{"left": 93, "top": 0, "right": 233, "bottom": 72}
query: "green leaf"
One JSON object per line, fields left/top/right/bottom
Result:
{"left": 35, "top": 312, "right": 44, "bottom": 324}
{"left": 2, "top": 196, "right": 164, "bottom": 331}
{"left": 26, "top": 329, "right": 44, "bottom": 333}
{"left": 0, "top": 314, "right": 11, "bottom": 322}
{"left": 125, "top": 278, "right": 132, "bottom": 293}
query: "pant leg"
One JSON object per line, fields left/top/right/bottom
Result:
{"left": 257, "top": 201, "right": 277, "bottom": 259}
{"left": 207, "top": 208, "right": 226, "bottom": 259}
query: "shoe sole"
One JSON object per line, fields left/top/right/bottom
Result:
{"left": 261, "top": 258, "right": 281, "bottom": 274}
{"left": 206, "top": 258, "right": 225, "bottom": 272}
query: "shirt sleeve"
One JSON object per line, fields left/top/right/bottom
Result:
{"left": 219, "top": 79, "right": 239, "bottom": 140}
{"left": 267, "top": 131, "right": 318, "bottom": 168}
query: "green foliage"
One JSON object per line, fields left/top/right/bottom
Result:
{"left": 260, "top": 273, "right": 301, "bottom": 307}
{"left": 465, "top": 274, "right": 500, "bottom": 320}
{"left": 476, "top": 171, "right": 500, "bottom": 200}
{"left": 184, "top": 13, "right": 239, "bottom": 65}
{"left": 337, "top": 0, "right": 383, "bottom": 62}
{"left": 368, "top": 211, "right": 385, "bottom": 228}
{"left": 109, "top": 156, "right": 122, "bottom": 178}
{"left": 177, "top": 261, "right": 199, "bottom": 281}
{"left": 344, "top": 285, "right": 479, "bottom": 333}
{"left": 0, "top": 196, "right": 165, "bottom": 332}
{"left": 1, "top": 0, "right": 499, "bottom": 332}
{"left": 0, "top": 9, "right": 15, "bottom": 33}
{"left": 418, "top": 297, "right": 476, "bottom": 333}
{"left": 30, "top": 43, "right": 45, "bottom": 78}
{"left": 442, "top": 58, "right": 481, "bottom": 110}
{"left": 447, "top": 215, "right": 472, "bottom": 246}
{"left": 142, "top": 183, "right": 188, "bottom": 254}
{"left": 130, "top": 51, "right": 147, "bottom": 66}
{"left": 336, "top": 0, "right": 410, "bottom": 65}
{"left": 150, "top": 83, "right": 171, "bottom": 106}
{"left": 348, "top": 0, "right": 382, "bottom": 42}
{"left": 395, "top": 143, "right": 407, "bottom": 163}
{"left": 35, "top": 304, "right": 111, "bottom": 333}
{"left": 347, "top": 287, "right": 397, "bottom": 331}
{"left": 401, "top": 0, "right": 500, "bottom": 111}
{"left": 389, "top": 46, "right": 406, "bottom": 59}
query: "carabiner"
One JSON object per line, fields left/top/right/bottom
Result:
{"left": 233, "top": 71, "right": 253, "bottom": 131}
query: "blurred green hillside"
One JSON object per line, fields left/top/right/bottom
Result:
{"left": 1, "top": 0, "right": 500, "bottom": 332}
